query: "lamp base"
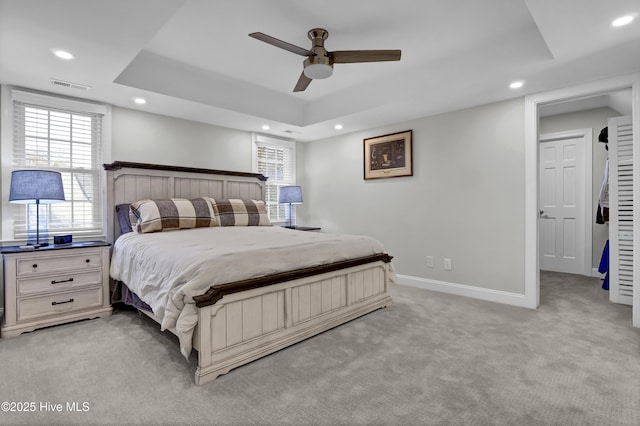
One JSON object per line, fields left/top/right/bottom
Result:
{"left": 26, "top": 241, "right": 48, "bottom": 248}
{"left": 24, "top": 242, "right": 46, "bottom": 249}
{"left": 26, "top": 236, "right": 48, "bottom": 248}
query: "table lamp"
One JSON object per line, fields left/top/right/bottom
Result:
{"left": 9, "top": 170, "right": 65, "bottom": 247}
{"left": 278, "top": 186, "right": 303, "bottom": 228}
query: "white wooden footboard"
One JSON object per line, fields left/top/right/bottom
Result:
{"left": 192, "top": 260, "right": 392, "bottom": 385}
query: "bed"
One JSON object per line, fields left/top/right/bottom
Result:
{"left": 104, "top": 161, "right": 393, "bottom": 385}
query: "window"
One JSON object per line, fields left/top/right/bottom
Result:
{"left": 252, "top": 135, "right": 296, "bottom": 223}
{"left": 10, "top": 90, "right": 107, "bottom": 240}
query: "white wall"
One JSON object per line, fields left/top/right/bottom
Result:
{"left": 540, "top": 107, "right": 622, "bottom": 270}
{"left": 298, "top": 98, "right": 526, "bottom": 294}
{"left": 111, "top": 107, "right": 252, "bottom": 172}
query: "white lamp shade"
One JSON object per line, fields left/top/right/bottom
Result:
{"left": 9, "top": 170, "right": 65, "bottom": 204}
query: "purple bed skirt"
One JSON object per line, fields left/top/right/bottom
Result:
{"left": 111, "top": 280, "right": 153, "bottom": 312}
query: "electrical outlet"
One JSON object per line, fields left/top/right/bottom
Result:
{"left": 444, "top": 258, "right": 452, "bottom": 270}
{"left": 426, "top": 256, "right": 434, "bottom": 268}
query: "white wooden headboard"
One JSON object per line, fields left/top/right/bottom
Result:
{"left": 103, "top": 162, "right": 267, "bottom": 243}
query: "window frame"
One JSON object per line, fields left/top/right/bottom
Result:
{"left": 251, "top": 133, "right": 296, "bottom": 225}
{"left": 1, "top": 87, "right": 112, "bottom": 243}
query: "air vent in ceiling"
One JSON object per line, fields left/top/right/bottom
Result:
{"left": 50, "top": 78, "right": 91, "bottom": 91}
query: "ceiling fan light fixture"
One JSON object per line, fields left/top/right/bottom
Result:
{"left": 304, "top": 63, "right": 333, "bottom": 80}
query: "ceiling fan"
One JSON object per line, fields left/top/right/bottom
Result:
{"left": 249, "top": 28, "right": 401, "bottom": 92}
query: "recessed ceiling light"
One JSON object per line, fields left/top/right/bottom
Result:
{"left": 334, "top": 124, "right": 343, "bottom": 130}
{"left": 612, "top": 15, "right": 634, "bottom": 27}
{"left": 133, "top": 97, "right": 146, "bottom": 105}
{"left": 510, "top": 81, "right": 524, "bottom": 89}
{"left": 262, "top": 124, "right": 270, "bottom": 130}
{"left": 52, "top": 49, "right": 74, "bottom": 60}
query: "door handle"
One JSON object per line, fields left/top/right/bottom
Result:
{"left": 539, "top": 210, "right": 546, "bottom": 217}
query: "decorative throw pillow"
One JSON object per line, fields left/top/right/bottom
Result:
{"left": 115, "top": 203, "right": 133, "bottom": 234}
{"left": 212, "top": 199, "right": 272, "bottom": 226}
{"left": 130, "top": 198, "right": 218, "bottom": 233}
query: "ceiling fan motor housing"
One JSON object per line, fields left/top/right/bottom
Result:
{"left": 303, "top": 28, "right": 334, "bottom": 79}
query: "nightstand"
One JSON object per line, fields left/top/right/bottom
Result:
{"left": 1, "top": 241, "right": 112, "bottom": 338}
{"left": 282, "top": 226, "right": 321, "bottom": 231}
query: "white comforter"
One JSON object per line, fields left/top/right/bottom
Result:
{"left": 110, "top": 226, "right": 388, "bottom": 357}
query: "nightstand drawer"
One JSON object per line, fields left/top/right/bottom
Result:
{"left": 16, "top": 252, "right": 102, "bottom": 276}
{"left": 17, "top": 287, "right": 103, "bottom": 322}
{"left": 17, "top": 270, "right": 103, "bottom": 296}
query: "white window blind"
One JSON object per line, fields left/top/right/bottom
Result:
{"left": 254, "top": 138, "right": 295, "bottom": 222}
{"left": 12, "top": 99, "right": 104, "bottom": 239}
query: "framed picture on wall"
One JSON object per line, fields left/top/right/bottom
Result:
{"left": 363, "top": 130, "right": 413, "bottom": 180}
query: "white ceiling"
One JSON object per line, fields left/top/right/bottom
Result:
{"left": 1, "top": 0, "right": 639, "bottom": 142}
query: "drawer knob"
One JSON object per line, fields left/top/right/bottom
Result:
{"left": 85, "top": 259, "right": 91, "bottom": 263}
{"left": 51, "top": 298, "right": 74, "bottom": 306}
{"left": 32, "top": 264, "right": 38, "bottom": 268}
{"left": 51, "top": 278, "right": 74, "bottom": 285}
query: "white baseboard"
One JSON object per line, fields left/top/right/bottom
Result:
{"left": 591, "top": 268, "right": 604, "bottom": 278}
{"left": 395, "top": 274, "right": 533, "bottom": 308}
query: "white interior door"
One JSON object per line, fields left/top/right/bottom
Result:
{"left": 539, "top": 131, "right": 587, "bottom": 274}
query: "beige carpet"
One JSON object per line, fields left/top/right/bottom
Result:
{"left": 1, "top": 271, "right": 639, "bottom": 425}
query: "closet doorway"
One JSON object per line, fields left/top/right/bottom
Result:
{"left": 538, "top": 94, "right": 630, "bottom": 282}
{"left": 524, "top": 73, "right": 640, "bottom": 328}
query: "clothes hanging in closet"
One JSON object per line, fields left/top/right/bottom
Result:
{"left": 596, "top": 127, "right": 609, "bottom": 290}
{"left": 596, "top": 158, "right": 609, "bottom": 224}
{"left": 599, "top": 240, "right": 609, "bottom": 291}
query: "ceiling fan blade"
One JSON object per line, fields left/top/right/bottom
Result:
{"left": 249, "top": 32, "right": 314, "bottom": 57}
{"left": 293, "top": 71, "right": 312, "bottom": 92}
{"left": 330, "top": 50, "right": 401, "bottom": 63}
